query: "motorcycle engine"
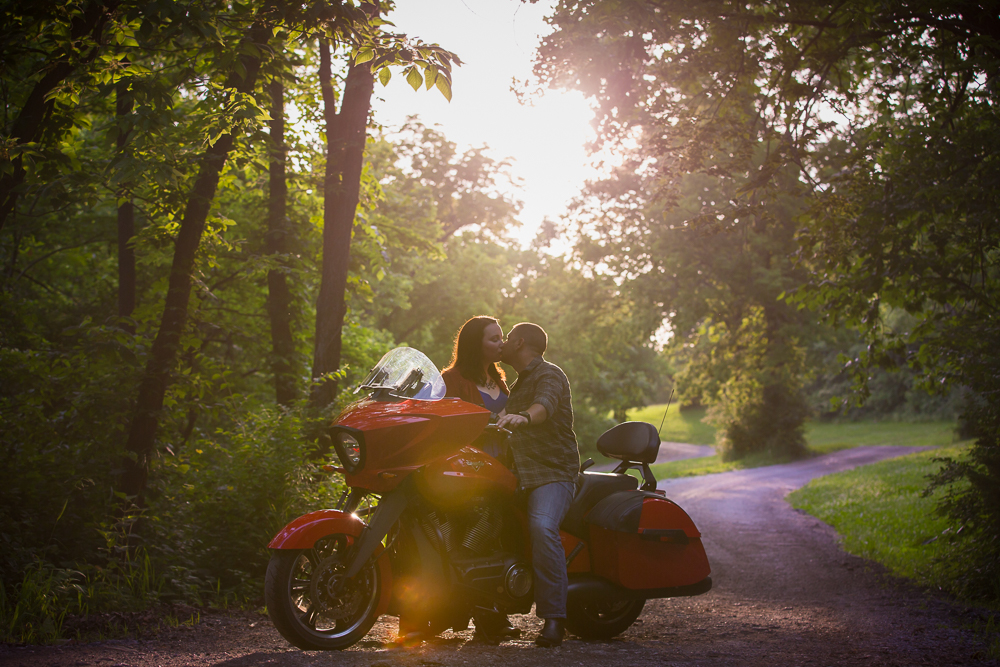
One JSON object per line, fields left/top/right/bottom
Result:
{"left": 419, "top": 499, "right": 502, "bottom": 557}
{"left": 417, "top": 500, "right": 533, "bottom": 611}
{"left": 450, "top": 554, "right": 533, "bottom": 611}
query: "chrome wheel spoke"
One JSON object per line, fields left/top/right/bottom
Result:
{"left": 283, "top": 542, "right": 380, "bottom": 641}
{"left": 304, "top": 605, "right": 318, "bottom": 629}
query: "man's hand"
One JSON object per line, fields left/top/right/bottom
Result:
{"left": 496, "top": 404, "right": 546, "bottom": 430}
{"left": 496, "top": 412, "right": 529, "bottom": 429}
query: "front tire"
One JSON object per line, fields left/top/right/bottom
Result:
{"left": 265, "top": 535, "right": 381, "bottom": 650}
{"left": 565, "top": 598, "right": 645, "bottom": 640}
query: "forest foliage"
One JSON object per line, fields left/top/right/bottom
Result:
{"left": 535, "top": 0, "right": 999, "bottom": 601}
{"left": 0, "top": 0, "right": 995, "bottom": 643}
{"left": 0, "top": 0, "right": 663, "bottom": 641}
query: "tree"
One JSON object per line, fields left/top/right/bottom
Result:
{"left": 536, "top": 0, "right": 1000, "bottom": 598}
{"left": 0, "top": 0, "right": 122, "bottom": 231}
{"left": 362, "top": 120, "right": 522, "bottom": 359}
{"left": 310, "top": 42, "right": 378, "bottom": 408}
{"left": 0, "top": 0, "right": 468, "bottom": 615}
{"left": 390, "top": 120, "right": 523, "bottom": 241}
{"left": 567, "top": 156, "right": 813, "bottom": 459}
{"left": 310, "top": 40, "right": 460, "bottom": 408}
{"left": 115, "top": 70, "right": 136, "bottom": 331}
{"left": 121, "top": 6, "right": 278, "bottom": 504}
{"left": 265, "top": 71, "right": 298, "bottom": 407}
{"left": 504, "top": 251, "right": 668, "bottom": 428}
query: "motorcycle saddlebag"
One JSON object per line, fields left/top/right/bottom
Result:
{"left": 585, "top": 490, "right": 710, "bottom": 590}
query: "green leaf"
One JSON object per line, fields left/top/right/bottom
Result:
{"left": 356, "top": 47, "right": 374, "bottom": 65}
{"left": 406, "top": 66, "right": 422, "bottom": 91}
{"left": 435, "top": 75, "right": 452, "bottom": 101}
{"left": 379, "top": 67, "right": 391, "bottom": 86}
{"left": 424, "top": 66, "right": 437, "bottom": 90}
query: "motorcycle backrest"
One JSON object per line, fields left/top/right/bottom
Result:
{"left": 596, "top": 421, "right": 660, "bottom": 464}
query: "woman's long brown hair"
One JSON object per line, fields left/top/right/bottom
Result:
{"left": 444, "top": 316, "right": 506, "bottom": 389}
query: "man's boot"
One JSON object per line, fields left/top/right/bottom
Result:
{"left": 473, "top": 610, "right": 520, "bottom": 641}
{"left": 534, "top": 618, "right": 564, "bottom": 647}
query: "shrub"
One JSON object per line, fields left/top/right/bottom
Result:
{"left": 146, "top": 400, "right": 345, "bottom": 602}
{"left": 926, "top": 392, "right": 1000, "bottom": 603}
{"left": 574, "top": 406, "right": 617, "bottom": 460}
{"left": 700, "top": 308, "right": 810, "bottom": 461}
{"left": 0, "top": 327, "right": 141, "bottom": 596}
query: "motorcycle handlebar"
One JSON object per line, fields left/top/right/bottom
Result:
{"left": 484, "top": 424, "right": 512, "bottom": 436}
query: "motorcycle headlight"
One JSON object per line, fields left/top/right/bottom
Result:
{"left": 331, "top": 427, "right": 366, "bottom": 473}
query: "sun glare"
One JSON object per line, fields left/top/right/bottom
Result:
{"left": 371, "top": 0, "right": 598, "bottom": 251}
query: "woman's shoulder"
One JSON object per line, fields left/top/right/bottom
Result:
{"left": 442, "top": 366, "right": 475, "bottom": 391}
{"left": 441, "top": 367, "right": 466, "bottom": 382}
{"left": 442, "top": 367, "right": 484, "bottom": 404}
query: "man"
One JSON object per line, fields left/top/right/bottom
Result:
{"left": 496, "top": 322, "right": 580, "bottom": 648}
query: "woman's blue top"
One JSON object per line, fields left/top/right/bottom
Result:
{"left": 478, "top": 389, "right": 509, "bottom": 460}
{"left": 479, "top": 389, "right": 508, "bottom": 413}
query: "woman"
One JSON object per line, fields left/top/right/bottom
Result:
{"left": 441, "top": 315, "right": 509, "bottom": 417}
{"left": 441, "top": 315, "right": 520, "bottom": 641}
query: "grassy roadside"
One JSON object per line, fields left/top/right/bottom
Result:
{"left": 785, "top": 442, "right": 998, "bottom": 657}
{"left": 622, "top": 402, "right": 960, "bottom": 480}
{"left": 787, "top": 443, "right": 968, "bottom": 583}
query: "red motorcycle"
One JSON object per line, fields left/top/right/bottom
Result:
{"left": 264, "top": 348, "right": 711, "bottom": 650}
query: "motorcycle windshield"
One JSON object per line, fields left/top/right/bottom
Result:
{"left": 355, "top": 347, "right": 447, "bottom": 401}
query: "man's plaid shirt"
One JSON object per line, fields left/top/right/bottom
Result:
{"left": 505, "top": 356, "right": 580, "bottom": 490}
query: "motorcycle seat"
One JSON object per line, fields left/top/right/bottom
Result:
{"left": 562, "top": 472, "right": 639, "bottom": 539}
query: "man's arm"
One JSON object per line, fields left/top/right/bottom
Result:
{"left": 496, "top": 403, "right": 547, "bottom": 429}
{"left": 497, "top": 367, "right": 564, "bottom": 429}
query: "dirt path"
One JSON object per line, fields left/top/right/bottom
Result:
{"left": 2, "top": 446, "right": 995, "bottom": 666}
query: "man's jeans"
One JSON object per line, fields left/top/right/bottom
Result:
{"left": 526, "top": 480, "right": 575, "bottom": 619}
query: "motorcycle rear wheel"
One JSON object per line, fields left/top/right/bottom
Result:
{"left": 565, "top": 598, "right": 645, "bottom": 639}
{"left": 265, "top": 536, "right": 381, "bottom": 651}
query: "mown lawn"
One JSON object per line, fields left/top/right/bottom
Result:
{"left": 805, "top": 420, "right": 960, "bottom": 453}
{"left": 622, "top": 402, "right": 960, "bottom": 480}
{"left": 786, "top": 443, "right": 969, "bottom": 586}
{"left": 625, "top": 403, "right": 715, "bottom": 445}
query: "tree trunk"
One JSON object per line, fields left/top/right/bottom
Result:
{"left": 117, "top": 76, "right": 136, "bottom": 332}
{"left": 0, "top": 0, "right": 118, "bottom": 231}
{"left": 121, "top": 21, "right": 271, "bottom": 505}
{"left": 309, "top": 40, "right": 375, "bottom": 408}
{"left": 266, "top": 76, "right": 298, "bottom": 407}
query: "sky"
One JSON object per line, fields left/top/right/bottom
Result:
{"left": 369, "top": 0, "right": 595, "bottom": 244}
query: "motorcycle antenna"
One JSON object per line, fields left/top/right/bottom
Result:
{"left": 657, "top": 388, "right": 675, "bottom": 439}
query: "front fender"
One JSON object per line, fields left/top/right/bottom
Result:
{"left": 268, "top": 509, "right": 366, "bottom": 549}
{"left": 267, "top": 509, "right": 393, "bottom": 617}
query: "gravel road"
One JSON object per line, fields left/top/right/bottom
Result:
{"left": 3, "top": 445, "right": 995, "bottom": 667}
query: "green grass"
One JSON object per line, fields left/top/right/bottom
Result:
{"left": 646, "top": 449, "right": 790, "bottom": 479}
{"left": 625, "top": 403, "right": 715, "bottom": 445}
{"left": 786, "top": 443, "right": 970, "bottom": 587}
{"left": 624, "top": 402, "right": 960, "bottom": 480}
{"left": 804, "top": 419, "right": 959, "bottom": 454}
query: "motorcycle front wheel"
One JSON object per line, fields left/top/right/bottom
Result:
{"left": 265, "top": 534, "right": 382, "bottom": 650}
{"left": 565, "top": 598, "right": 645, "bottom": 640}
